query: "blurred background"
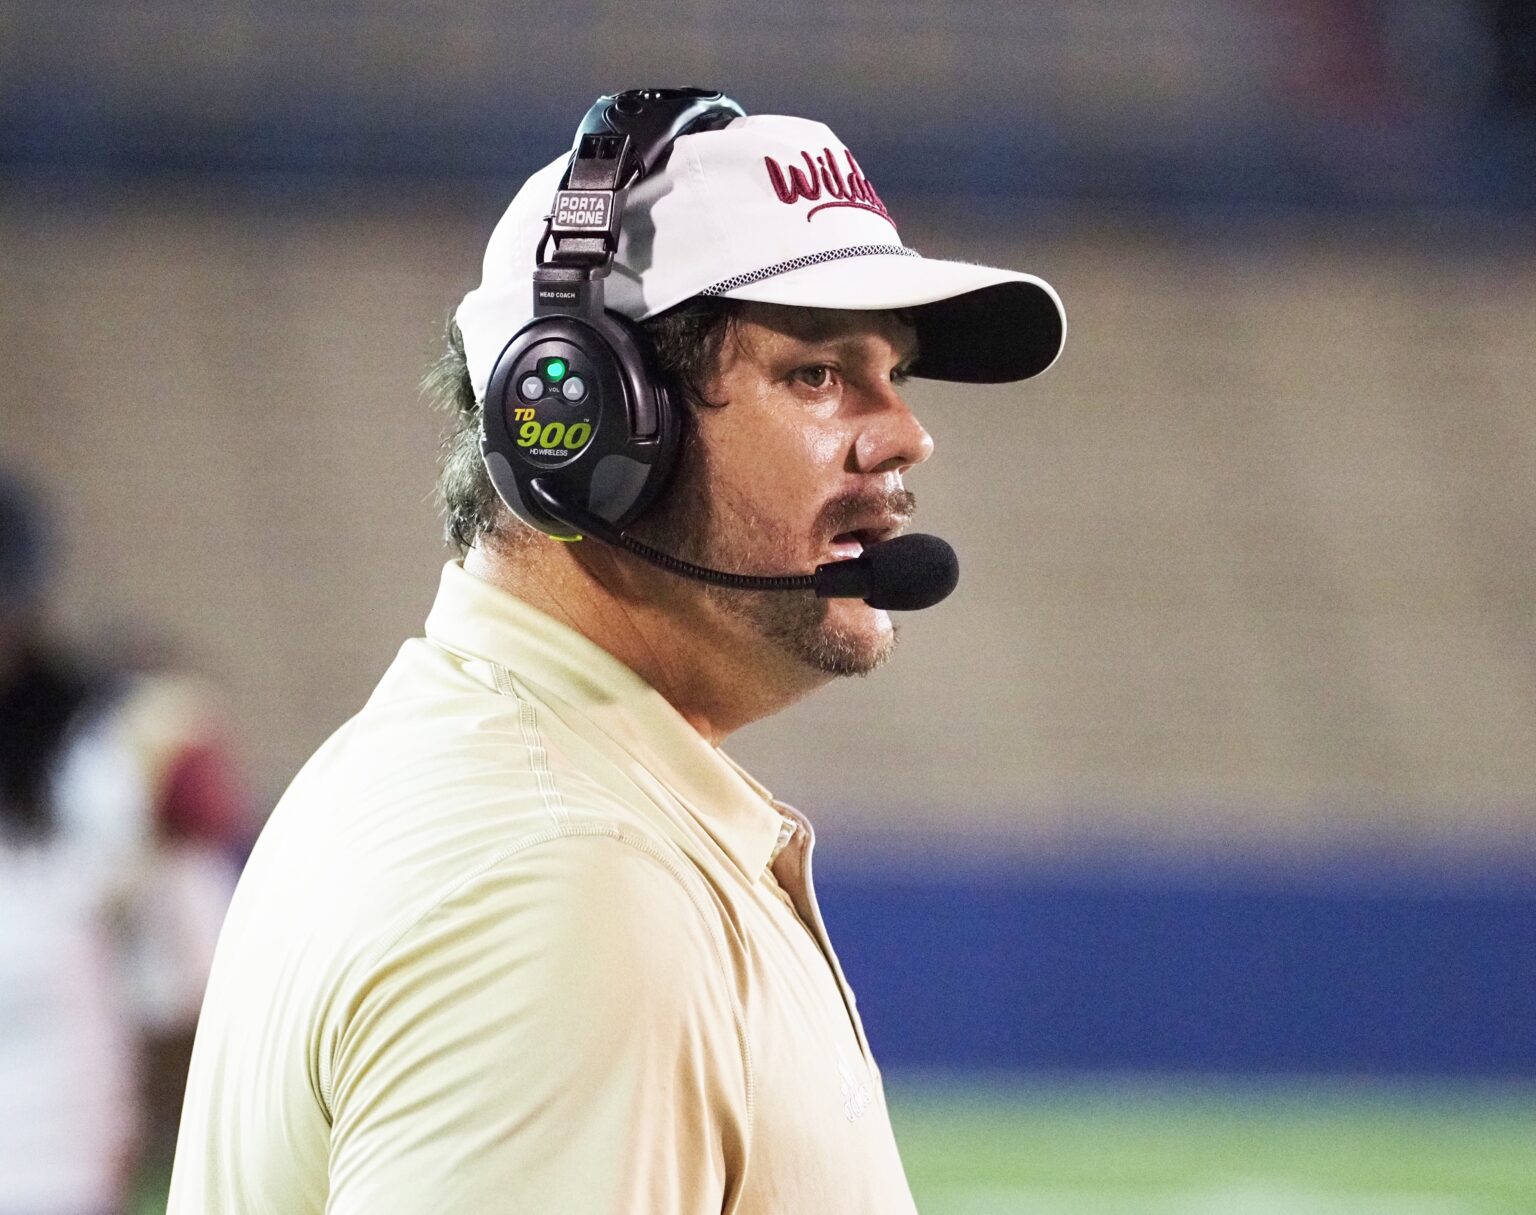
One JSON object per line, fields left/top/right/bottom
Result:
{"left": 2, "top": 1, "right": 1534, "bottom": 1211}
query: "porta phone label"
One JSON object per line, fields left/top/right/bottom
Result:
{"left": 554, "top": 191, "right": 611, "bottom": 230}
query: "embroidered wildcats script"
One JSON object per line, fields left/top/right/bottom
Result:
{"left": 763, "top": 147, "right": 894, "bottom": 226}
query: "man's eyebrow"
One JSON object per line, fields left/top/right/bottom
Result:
{"left": 779, "top": 324, "right": 919, "bottom": 358}
{"left": 765, "top": 308, "right": 918, "bottom": 360}
{"left": 815, "top": 333, "right": 921, "bottom": 365}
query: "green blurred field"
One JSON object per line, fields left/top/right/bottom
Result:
{"left": 138, "top": 1074, "right": 1536, "bottom": 1213}
{"left": 887, "top": 1073, "right": 1536, "bottom": 1215}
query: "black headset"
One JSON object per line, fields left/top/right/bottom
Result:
{"left": 479, "top": 88, "right": 746, "bottom": 541}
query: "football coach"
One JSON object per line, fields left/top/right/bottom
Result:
{"left": 169, "top": 89, "right": 1064, "bottom": 1213}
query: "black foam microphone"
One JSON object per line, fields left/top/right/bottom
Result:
{"left": 812, "top": 532, "right": 959, "bottom": 610}
{"left": 528, "top": 479, "right": 959, "bottom": 611}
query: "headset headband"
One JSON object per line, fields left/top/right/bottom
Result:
{"left": 533, "top": 88, "right": 746, "bottom": 322}
{"left": 478, "top": 88, "right": 746, "bottom": 539}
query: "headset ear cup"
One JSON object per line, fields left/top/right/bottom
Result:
{"left": 480, "top": 313, "right": 680, "bottom": 538}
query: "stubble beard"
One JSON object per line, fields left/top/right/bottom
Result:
{"left": 629, "top": 440, "right": 908, "bottom": 679}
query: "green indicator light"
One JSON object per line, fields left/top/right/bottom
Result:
{"left": 544, "top": 358, "right": 567, "bottom": 382}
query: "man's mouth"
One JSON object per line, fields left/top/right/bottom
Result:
{"left": 825, "top": 523, "right": 904, "bottom": 562}
{"left": 827, "top": 532, "right": 865, "bottom": 561}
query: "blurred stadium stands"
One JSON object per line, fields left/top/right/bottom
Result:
{"left": 2, "top": 2, "right": 1534, "bottom": 1208}
{"left": 2, "top": 0, "right": 1533, "bottom": 212}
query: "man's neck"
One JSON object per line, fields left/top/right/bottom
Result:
{"left": 463, "top": 539, "right": 826, "bottom": 745}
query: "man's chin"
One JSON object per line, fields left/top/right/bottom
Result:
{"left": 706, "top": 580, "right": 895, "bottom": 678}
{"left": 788, "top": 600, "right": 896, "bottom": 678}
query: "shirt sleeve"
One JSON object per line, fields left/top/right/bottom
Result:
{"left": 323, "top": 828, "right": 750, "bottom": 1215}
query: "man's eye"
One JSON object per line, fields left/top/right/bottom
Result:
{"left": 792, "top": 364, "right": 837, "bottom": 390}
{"left": 891, "top": 364, "right": 914, "bottom": 386}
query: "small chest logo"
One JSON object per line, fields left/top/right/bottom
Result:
{"left": 836, "top": 1045, "right": 872, "bottom": 1123}
{"left": 763, "top": 147, "right": 894, "bottom": 226}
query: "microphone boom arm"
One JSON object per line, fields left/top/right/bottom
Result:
{"left": 527, "top": 479, "right": 820, "bottom": 593}
{"left": 525, "top": 480, "right": 957, "bottom": 609}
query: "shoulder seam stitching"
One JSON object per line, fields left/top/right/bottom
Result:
{"left": 497, "top": 667, "right": 570, "bottom": 828}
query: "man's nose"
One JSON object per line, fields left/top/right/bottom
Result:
{"left": 852, "top": 382, "right": 935, "bottom": 476}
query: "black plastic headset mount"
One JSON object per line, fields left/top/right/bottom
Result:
{"left": 534, "top": 88, "right": 745, "bottom": 318}
{"left": 480, "top": 88, "right": 745, "bottom": 540}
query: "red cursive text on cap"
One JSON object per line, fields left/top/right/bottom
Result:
{"left": 763, "top": 147, "right": 894, "bottom": 224}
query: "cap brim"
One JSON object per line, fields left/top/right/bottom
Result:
{"left": 713, "top": 254, "right": 1065, "bottom": 383}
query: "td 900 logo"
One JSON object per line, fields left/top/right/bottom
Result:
{"left": 511, "top": 407, "right": 593, "bottom": 459}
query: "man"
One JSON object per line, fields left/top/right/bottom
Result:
{"left": 169, "top": 100, "right": 1063, "bottom": 1212}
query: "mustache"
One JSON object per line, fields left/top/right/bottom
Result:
{"left": 816, "top": 486, "right": 917, "bottom": 539}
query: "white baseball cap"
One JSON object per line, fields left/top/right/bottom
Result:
{"left": 456, "top": 114, "right": 1066, "bottom": 402}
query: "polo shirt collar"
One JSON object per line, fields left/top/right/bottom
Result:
{"left": 424, "top": 561, "right": 786, "bottom": 880}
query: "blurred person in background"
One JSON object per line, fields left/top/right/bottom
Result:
{"left": 0, "top": 471, "right": 244, "bottom": 1215}
{"left": 168, "top": 93, "right": 1063, "bottom": 1213}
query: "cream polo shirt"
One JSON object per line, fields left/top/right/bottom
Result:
{"left": 169, "top": 561, "right": 918, "bottom": 1214}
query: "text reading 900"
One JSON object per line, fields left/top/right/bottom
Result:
{"left": 518, "top": 420, "right": 593, "bottom": 450}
